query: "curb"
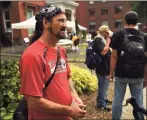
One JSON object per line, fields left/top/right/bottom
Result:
{"left": 1, "top": 53, "right": 85, "bottom": 63}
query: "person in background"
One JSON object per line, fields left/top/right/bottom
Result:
{"left": 93, "top": 25, "right": 113, "bottom": 112}
{"left": 108, "top": 11, "right": 147, "bottom": 120}
{"left": 86, "top": 32, "right": 92, "bottom": 43}
{"left": 72, "top": 33, "right": 80, "bottom": 52}
{"left": 20, "top": 5, "right": 86, "bottom": 120}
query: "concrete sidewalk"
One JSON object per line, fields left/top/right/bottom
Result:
{"left": 121, "top": 86, "right": 147, "bottom": 119}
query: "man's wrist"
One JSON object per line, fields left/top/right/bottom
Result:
{"left": 71, "top": 92, "right": 78, "bottom": 98}
{"left": 66, "top": 106, "right": 72, "bottom": 116}
{"left": 109, "top": 72, "right": 114, "bottom": 76}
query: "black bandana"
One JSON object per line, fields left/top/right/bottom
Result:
{"left": 35, "top": 5, "right": 64, "bottom": 22}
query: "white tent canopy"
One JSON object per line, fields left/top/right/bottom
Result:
{"left": 12, "top": 16, "right": 36, "bottom": 29}
{"left": 66, "top": 21, "right": 87, "bottom": 31}
{"left": 11, "top": 16, "right": 87, "bottom": 31}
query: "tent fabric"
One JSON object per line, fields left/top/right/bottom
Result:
{"left": 12, "top": 16, "right": 36, "bottom": 29}
{"left": 11, "top": 16, "right": 87, "bottom": 31}
{"left": 66, "top": 21, "right": 87, "bottom": 31}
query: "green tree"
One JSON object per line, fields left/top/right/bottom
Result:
{"left": 131, "top": 1, "right": 147, "bottom": 22}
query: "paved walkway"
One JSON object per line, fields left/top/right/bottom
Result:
{"left": 121, "top": 86, "right": 147, "bottom": 119}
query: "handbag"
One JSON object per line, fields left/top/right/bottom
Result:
{"left": 13, "top": 47, "right": 60, "bottom": 120}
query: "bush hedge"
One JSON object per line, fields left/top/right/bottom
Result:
{"left": 70, "top": 65, "right": 97, "bottom": 94}
{"left": 0, "top": 60, "right": 22, "bottom": 119}
{"left": 0, "top": 60, "right": 97, "bottom": 119}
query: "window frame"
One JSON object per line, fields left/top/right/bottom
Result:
{"left": 89, "top": 21, "right": 96, "bottom": 30}
{"left": 65, "top": 9, "right": 72, "bottom": 21}
{"left": 101, "top": 7, "right": 108, "bottom": 15}
{"left": 101, "top": 20, "right": 109, "bottom": 26}
{"left": 3, "top": 9, "right": 11, "bottom": 33}
{"left": 114, "top": 5, "right": 123, "bottom": 14}
{"left": 26, "top": 9, "right": 34, "bottom": 36}
{"left": 114, "top": 19, "right": 123, "bottom": 29}
{"left": 88, "top": 8, "right": 95, "bottom": 17}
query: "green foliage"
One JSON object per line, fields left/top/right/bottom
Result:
{"left": 79, "top": 43, "right": 88, "bottom": 48}
{"left": 131, "top": 1, "right": 147, "bottom": 22}
{"left": 0, "top": 60, "right": 97, "bottom": 118}
{"left": 0, "top": 60, "right": 22, "bottom": 119}
{"left": 70, "top": 65, "right": 97, "bottom": 94}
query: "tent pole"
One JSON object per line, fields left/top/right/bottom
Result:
{"left": 11, "top": 29, "right": 14, "bottom": 54}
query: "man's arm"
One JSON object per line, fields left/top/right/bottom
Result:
{"left": 27, "top": 95, "right": 86, "bottom": 118}
{"left": 27, "top": 96, "right": 71, "bottom": 115}
{"left": 69, "top": 79, "right": 83, "bottom": 104}
{"left": 108, "top": 49, "right": 118, "bottom": 80}
{"left": 100, "top": 38, "right": 111, "bottom": 55}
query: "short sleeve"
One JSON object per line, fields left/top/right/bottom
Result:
{"left": 111, "top": 33, "right": 119, "bottom": 50}
{"left": 93, "top": 37, "right": 105, "bottom": 52}
{"left": 20, "top": 54, "right": 45, "bottom": 97}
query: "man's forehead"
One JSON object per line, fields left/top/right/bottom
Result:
{"left": 54, "top": 14, "right": 66, "bottom": 19}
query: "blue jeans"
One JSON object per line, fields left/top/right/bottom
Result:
{"left": 96, "top": 74, "right": 110, "bottom": 107}
{"left": 112, "top": 77, "right": 143, "bottom": 120}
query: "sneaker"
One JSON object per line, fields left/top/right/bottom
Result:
{"left": 97, "top": 105, "right": 111, "bottom": 112}
{"left": 105, "top": 99, "right": 112, "bottom": 104}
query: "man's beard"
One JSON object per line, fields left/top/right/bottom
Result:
{"left": 48, "top": 27, "right": 66, "bottom": 39}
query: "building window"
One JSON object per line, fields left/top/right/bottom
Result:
{"left": 115, "top": 19, "right": 123, "bottom": 29}
{"left": 89, "top": 21, "right": 96, "bottom": 30}
{"left": 101, "top": 8, "right": 108, "bottom": 15}
{"left": 65, "top": 9, "right": 71, "bottom": 21}
{"left": 115, "top": 6, "right": 122, "bottom": 14}
{"left": 101, "top": 20, "right": 108, "bottom": 26}
{"left": 89, "top": 8, "right": 95, "bottom": 17}
{"left": 3, "top": 9, "right": 11, "bottom": 33}
{"left": 26, "top": 9, "right": 33, "bottom": 36}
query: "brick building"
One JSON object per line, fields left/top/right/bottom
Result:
{"left": 75, "top": 1, "right": 132, "bottom": 34}
{"left": 0, "top": 1, "right": 45, "bottom": 46}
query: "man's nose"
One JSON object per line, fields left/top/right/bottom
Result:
{"left": 63, "top": 21, "right": 67, "bottom": 28}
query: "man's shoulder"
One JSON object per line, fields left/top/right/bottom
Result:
{"left": 113, "top": 30, "right": 123, "bottom": 37}
{"left": 22, "top": 41, "right": 44, "bottom": 59}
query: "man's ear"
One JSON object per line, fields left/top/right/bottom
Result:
{"left": 43, "top": 18, "right": 50, "bottom": 28}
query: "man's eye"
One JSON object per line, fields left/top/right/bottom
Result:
{"left": 58, "top": 19, "right": 66, "bottom": 23}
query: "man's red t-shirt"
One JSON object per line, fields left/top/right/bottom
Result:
{"left": 20, "top": 40, "right": 72, "bottom": 119}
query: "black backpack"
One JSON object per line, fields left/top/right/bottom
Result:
{"left": 121, "top": 29, "right": 145, "bottom": 72}
{"left": 85, "top": 40, "right": 102, "bottom": 70}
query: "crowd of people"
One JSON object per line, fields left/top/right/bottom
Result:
{"left": 15, "top": 4, "right": 146, "bottom": 120}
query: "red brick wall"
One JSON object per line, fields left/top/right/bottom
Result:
{"left": 76, "top": 1, "right": 131, "bottom": 33}
{"left": 17, "top": 1, "right": 45, "bottom": 39}
{"left": 10, "top": 1, "right": 21, "bottom": 40}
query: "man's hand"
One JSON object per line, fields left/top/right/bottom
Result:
{"left": 73, "top": 97, "right": 83, "bottom": 105}
{"left": 107, "top": 74, "right": 114, "bottom": 82}
{"left": 69, "top": 102, "right": 87, "bottom": 119}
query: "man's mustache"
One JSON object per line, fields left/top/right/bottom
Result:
{"left": 60, "top": 27, "right": 67, "bottom": 31}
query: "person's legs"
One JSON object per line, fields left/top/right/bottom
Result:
{"left": 112, "top": 77, "right": 127, "bottom": 120}
{"left": 129, "top": 81, "right": 143, "bottom": 106}
{"left": 96, "top": 74, "right": 110, "bottom": 108}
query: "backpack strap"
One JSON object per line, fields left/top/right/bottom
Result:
{"left": 42, "top": 46, "right": 60, "bottom": 91}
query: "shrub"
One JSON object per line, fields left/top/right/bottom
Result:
{"left": 0, "top": 60, "right": 97, "bottom": 119}
{"left": 0, "top": 60, "right": 22, "bottom": 119}
{"left": 70, "top": 64, "right": 97, "bottom": 94}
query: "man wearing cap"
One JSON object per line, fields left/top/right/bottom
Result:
{"left": 93, "top": 25, "right": 113, "bottom": 111}
{"left": 19, "top": 5, "right": 86, "bottom": 120}
{"left": 108, "top": 11, "right": 147, "bottom": 119}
